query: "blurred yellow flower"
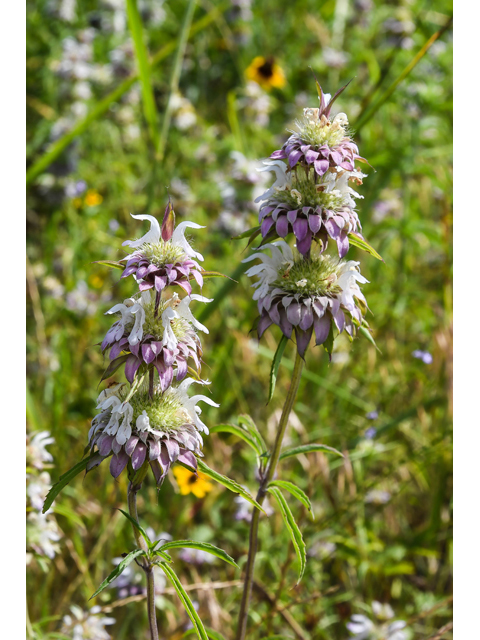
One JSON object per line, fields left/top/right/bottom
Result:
{"left": 73, "top": 197, "right": 83, "bottom": 209}
{"left": 246, "top": 56, "right": 286, "bottom": 90}
{"left": 172, "top": 466, "right": 213, "bottom": 498}
{"left": 84, "top": 189, "right": 103, "bottom": 207}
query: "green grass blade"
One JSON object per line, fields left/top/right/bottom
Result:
{"left": 268, "top": 334, "right": 289, "bottom": 403}
{"left": 89, "top": 549, "right": 146, "bottom": 599}
{"left": 267, "top": 486, "right": 307, "bottom": 585}
{"left": 182, "top": 629, "right": 227, "bottom": 640}
{"left": 159, "top": 540, "right": 238, "bottom": 568}
{"left": 210, "top": 423, "right": 261, "bottom": 455}
{"left": 280, "top": 443, "right": 344, "bottom": 461}
{"left": 268, "top": 480, "right": 313, "bottom": 517}
{"left": 157, "top": 0, "right": 197, "bottom": 160}
{"left": 26, "top": 2, "right": 230, "bottom": 186}
{"left": 126, "top": 0, "right": 159, "bottom": 148}
{"left": 161, "top": 563, "right": 209, "bottom": 640}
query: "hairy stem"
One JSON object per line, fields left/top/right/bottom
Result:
{"left": 236, "top": 350, "right": 304, "bottom": 640}
{"left": 127, "top": 483, "right": 159, "bottom": 640}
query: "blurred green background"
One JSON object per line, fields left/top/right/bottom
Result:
{"left": 26, "top": 0, "right": 452, "bottom": 638}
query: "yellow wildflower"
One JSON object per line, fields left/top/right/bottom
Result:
{"left": 245, "top": 56, "right": 286, "bottom": 90}
{"left": 84, "top": 189, "right": 103, "bottom": 207}
{"left": 172, "top": 466, "right": 213, "bottom": 499}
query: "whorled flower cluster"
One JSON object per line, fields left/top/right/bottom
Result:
{"left": 88, "top": 379, "right": 218, "bottom": 482}
{"left": 243, "top": 82, "right": 375, "bottom": 358}
{"left": 88, "top": 201, "right": 218, "bottom": 483}
{"left": 244, "top": 242, "right": 368, "bottom": 357}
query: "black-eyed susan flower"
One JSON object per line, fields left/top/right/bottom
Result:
{"left": 84, "top": 189, "right": 103, "bottom": 207}
{"left": 245, "top": 56, "right": 286, "bottom": 90}
{"left": 172, "top": 466, "right": 213, "bottom": 498}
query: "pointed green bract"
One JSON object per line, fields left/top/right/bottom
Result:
{"left": 92, "top": 260, "right": 126, "bottom": 271}
{"left": 100, "top": 354, "right": 129, "bottom": 383}
{"left": 118, "top": 509, "right": 152, "bottom": 546}
{"left": 89, "top": 549, "right": 146, "bottom": 599}
{"left": 267, "top": 486, "right": 307, "bottom": 585}
{"left": 348, "top": 233, "right": 384, "bottom": 262}
{"left": 237, "top": 415, "right": 267, "bottom": 454}
{"left": 158, "top": 540, "right": 238, "bottom": 568}
{"left": 160, "top": 563, "right": 209, "bottom": 640}
{"left": 182, "top": 629, "right": 227, "bottom": 640}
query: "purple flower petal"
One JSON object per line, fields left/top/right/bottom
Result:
{"left": 296, "top": 231, "right": 313, "bottom": 255}
{"left": 125, "top": 354, "right": 142, "bottom": 383}
{"left": 125, "top": 435, "right": 139, "bottom": 456}
{"left": 286, "top": 301, "right": 303, "bottom": 326}
{"left": 165, "top": 438, "right": 180, "bottom": 461}
{"left": 336, "top": 233, "right": 349, "bottom": 258}
{"left": 154, "top": 275, "right": 167, "bottom": 292}
{"left": 149, "top": 439, "right": 161, "bottom": 461}
{"left": 177, "top": 450, "right": 198, "bottom": 469}
{"left": 131, "top": 442, "right": 147, "bottom": 470}
{"left": 308, "top": 214, "right": 322, "bottom": 234}
{"left": 110, "top": 450, "right": 129, "bottom": 478}
{"left": 305, "top": 149, "right": 319, "bottom": 164}
{"left": 288, "top": 149, "right": 303, "bottom": 167}
{"left": 257, "top": 313, "right": 273, "bottom": 338}
{"left": 293, "top": 217, "right": 308, "bottom": 241}
{"left": 276, "top": 215, "right": 289, "bottom": 238}
{"left": 261, "top": 216, "right": 276, "bottom": 237}
{"left": 142, "top": 343, "right": 156, "bottom": 364}
{"left": 278, "top": 309, "right": 293, "bottom": 338}
{"left": 299, "top": 305, "right": 314, "bottom": 330}
{"left": 314, "top": 159, "right": 329, "bottom": 175}
{"left": 295, "top": 326, "right": 313, "bottom": 358}
{"left": 313, "top": 314, "right": 331, "bottom": 345}
{"left": 270, "top": 149, "right": 287, "bottom": 160}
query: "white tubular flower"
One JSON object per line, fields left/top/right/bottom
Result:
{"left": 171, "top": 221, "right": 206, "bottom": 261}
{"left": 176, "top": 378, "right": 220, "bottom": 434}
{"left": 27, "top": 431, "right": 55, "bottom": 470}
{"left": 161, "top": 306, "right": 178, "bottom": 351}
{"left": 127, "top": 300, "right": 146, "bottom": 346}
{"left": 176, "top": 294, "right": 212, "bottom": 334}
{"left": 104, "top": 301, "right": 135, "bottom": 342}
{"left": 243, "top": 241, "right": 294, "bottom": 300}
{"left": 122, "top": 214, "right": 160, "bottom": 248}
{"left": 336, "top": 261, "right": 369, "bottom": 313}
{"left": 254, "top": 160, "right": 292, "bottom": 202}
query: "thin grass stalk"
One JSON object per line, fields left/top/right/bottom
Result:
{"left": 355, "top": 15, "right": 453, "bottom": 131}
{"left": 157, "top": 0, "right": 197, "bottom": 161}
{"left": 236, "top": 350, "right": 304, "bottom": 640}
{"left": 126, "top": 0, "right": 160, "bottom": 149}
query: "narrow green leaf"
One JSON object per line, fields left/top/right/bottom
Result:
{"left": 182, "top": 629, "right": 227, "bottom": 640}
{"left": 92, "top": 260, "right": 125, "bottom": 271}
{"left": 160, "top": 563, "right": 209, "bottom": 640}
{"left": 89, "top": 549, "right": 146, "bottom": 599}
{"left": 267, "top": 486, "right": 307, "bottom": 585}
{"left": 43, "top": 454, "right": 98, "bottom": 513}
{"left": 280, "top": 443, "right": 344, "bottom": 461}
{"left": 159, "top": 540, "right": 238, "bottom": 568}
{"left": 268, "top": 480, "right": 313, "bottom": 517}
{"left": 237, "top": 415, "right": 267, "bottom": 454}
{"left": 52, "top": 503, "right": 86, "bottom": 530}
{"left": 195, "top": 460, "right": 266, "bottom": 513}
{"left": 199, "top": 270, "right": 231, "bottom": 280}
{"left": 126, "top": 0, "right": 159, "bottom": 147}
{"left": 100, "top": 354, "right": 129, "bottom": 383}
{"left": 348, "top": 233, "right": 384, "bottom": 262}
{"left": 210, "top": 423, "right": 261, "bottom": 455}
{"left": 117, "top": 509, "right": 152, "bottom": 547}
{"left": 231, "top": 225, "right": 261, "bottom": 241}
{"left": 268, "top": 334, "right": 289, "bottom": 403}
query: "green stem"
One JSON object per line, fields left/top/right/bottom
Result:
{"left": 127, "top": 483, "right": 158, "bottom": 640}
{"left": 235, "top": 350, "right": 304, "bottom": 640}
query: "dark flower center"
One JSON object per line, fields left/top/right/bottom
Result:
{"left": 257, "top": 59, "right": 274, "bottom": 78}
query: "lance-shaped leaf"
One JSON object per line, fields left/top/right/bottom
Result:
{"left": 160, "top": 563, "right": 209, "bottom": 640}
{"left": 192, "top": 460, "right": 266, "bottom": 513}
{"left": 323, "top": 78, "right": 353, "bottom": 117}
{"left": 210, "top": 423, "right": 262, "bottom": 455}
{"left": 117, "top": 508, "right": 152, "bottom": 547}
{"left": 279, "top": 443, "right": 344, "bottom": 462}
{"left": 100, "top": 354, "right": 130, "bottom": 383}
{"left": 231, "top": 225, "right": 261, "bottom": 242}
{"left": 268, "top": 480, "right": 313, "bottom": 518}
{"left": 237, "top": 415, "right": 267, "bottom": 455}
{"left": 92, "top": 260, "right": 126, "bottom": 271}
{"left": 268, "top": 334, "right": 289, "bottom": 403}
{"left": 89, "top": 549, "right": 146, "bottom": 599}
{"left": 348, "top": 232, "right": 384, "bottom": 262}
{"left": 267, "top": 486, "right": 307, "bottom": 585}
{"left": 43, "top": 454, "right": 100, "bottom": 513}
{"left": 359, "top": 324, "right": 380, "bottom": 351}
{"left": 158, "top": 540, "right": 238, "bottom": 568}
{"left": 182, "top": 629, "right": 227, "bottom": 640}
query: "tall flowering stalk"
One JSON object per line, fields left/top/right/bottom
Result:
{"left": 43, "top": 199, "right": 258, "bottom": 640}
{"left": 235, "top": 81, "right": 382, "bottom": 640}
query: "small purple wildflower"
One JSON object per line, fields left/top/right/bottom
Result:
{"left": 412, "top": 349, "right": 433, "bottom": 364}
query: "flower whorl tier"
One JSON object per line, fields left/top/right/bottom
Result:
{"left": 121, "top": 206, "right": 205, "bottom": 302}
{"left": 101, "top": 290, "right": 211, "bottom": 387}
{"left": 88, "top": 379, "right": 219, "bottom": 482}
{"left": 255, "top": 160, "right": 365, "bottom": 257}
{"left": 269, "top": 85, "right": 367, "bottom": 178}
{"left": 244, "top": 242, "right": 369, "bottom": 358}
